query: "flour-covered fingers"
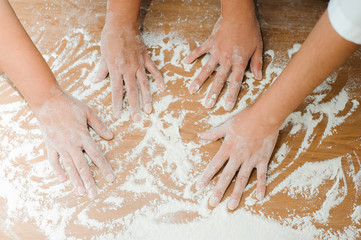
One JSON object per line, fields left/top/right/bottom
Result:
{"left": 196, "top": 144, "right": 229, "bottom": 190}
{"left": 256, "top": 161, "right": 268, "bottom": 200}
{"left": 189, "top": 57, "right": 218, "bottom": 94}
{"left": 145, "top": 54, "right": 165, "bottom": 91}
{"left": 224, "top": 68, "right": 244, "bottom": 111}
{"left": 209, "top": 159, "right": 240, "bottom": 207}
{"left": 83, "top": 139, "right": 115, "bottom": 183}
{"left": 69, "top": 149, "right": 97, "bottom": 198}
{"left": 61, "top": 153, "right": 86, "bottom": 196}
{"left": 87, "top": 109, "right": 113, "bottom": 140}
{"left": 109, "top": 67, "right": 124, "bottom": 119}
{"left": 93, "top": 58, "right": 108, "bottom": 83}
{"left": 205, "top": 66, "right": 230, "bottom": 108}
{"left": 136, "top": 68, "right": 152, "bottom": 114}
{"left": 199, "top": 124, "right": 227, "bottom": 141}
{"left": 250, "top": 46, "right": 263, "bottom": 80}
{"left": 184, "top": 42, "right": 209, "bottom": 64}
{"left": 227, "top": 163, "right": 253, "bottom": 210}
{"left": 47, "top": 144, "right": 65, "bottom": 182}
{"left": 123, "top": 73, "right": 141, "bottom": 122}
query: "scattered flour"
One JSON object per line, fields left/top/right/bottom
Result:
{"left": 0, "top": 27, "right": 360, "bottom": 240}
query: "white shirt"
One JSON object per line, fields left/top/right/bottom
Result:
{"left": 328, "top": 0, "right": 361, "bottom": 44}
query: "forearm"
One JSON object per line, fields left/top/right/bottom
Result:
{"left": 221, "top": 0, "right": 256, "bottom": 22}
{"left": 0, "top": 0, "right": 62, "bottom": 110}
{"left": 254, "top": 10, "right": 359, "bottom": 129}
{"left": 106, "top": 0, "right": 141, "bottom": 26}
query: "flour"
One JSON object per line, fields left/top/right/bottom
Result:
{"left": 0, "top": 27, "right": 360, "bottom": 240}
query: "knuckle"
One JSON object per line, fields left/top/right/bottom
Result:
{"left": 237, "top": 175, "right": 248, "bottom": 185}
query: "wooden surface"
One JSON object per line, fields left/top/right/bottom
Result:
{"left": 1, "top": 0, "right": 361, "bottom": 239}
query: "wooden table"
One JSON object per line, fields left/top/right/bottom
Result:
{"left": 1, "top": 0, "right": 360, "bottom": 239}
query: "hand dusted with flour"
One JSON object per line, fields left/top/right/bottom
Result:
{"left": 184, "top": 0, "right": 262, "bottom": 111}
{"left": 34, "top": 93, "right": 116, "bottom": 197}
{"left": 94, "top": 2, "right": 165, "bottom": 121}
{"left": 197, "top": 107, "right": 278, "bottom": 210}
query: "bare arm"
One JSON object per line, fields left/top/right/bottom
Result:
{"left": 0, "top": 0, "right": 116, "bottom": 198}
{"left": 94, "top": 0, "right": 165, "bottom": 121}
{"left": 197, "top": 9, "right": 359, "bottom": 210}
{"left": 185, "top": 0, "right": 262, "bottom": 111}
{"left": 255, "top": 10, "right": 359, "bottom": 128}
{"left": 0, "top": 0, "right": 62, "bottom": 108}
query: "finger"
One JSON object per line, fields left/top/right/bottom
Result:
{"left": 83, "top": 138, "right": 116, "bottom": 183}
{"left": 109, "top": 67, "right": 124, "bottom": 119}
{"left": 136, "top": 68, "right": 152, "bottom": 114}
{"left": 93, "top": 58, "right": 108, "bottom": 83}
{"left": 224, "top": 68, "right": 244, "bottom": 111}
{"left": 199, "top": 124, "right": 227, "bottom": 141}
{"left": 145, "top": 54, "right": 165, "bottom": 91}
{"left": 256, "top": 161, "right": 268, "bottom": 200}
{"left": 204, "top": 65, "right": 230, "bottom": 108}
{"left": 123, "top": 73, "right": 141, "bottom": 122}
{"left": 87, "top": 109, "right": 113, "bottom": 140}
{"left": 209, "top": 158, "right": 240, "bottom": 207}
{"left": 189, "top": 57, "right": 218, "bottom": 94}
{"left": 196, "top": 144, "right": 229, "bottom": 190}
{"left": 184, "top": 42, "right": 209, "bottom": 64}
{"left": 69, "top": 149, "right": 98, "bottom": 198}
{"left": 61, "top": 153, "right": 86, "bottom": 196}
{"left": 250, "top": 46, "right": 263, "bottom": 80}
{"left": 227, "top": 162, "right": 253, "bottom": 210}
{"left": 47, "top": 144, "right": 65, "bottom": 182}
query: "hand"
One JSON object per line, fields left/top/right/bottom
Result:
{"left": 33, "top": 92, "right": 116, "bottom": 198}
{"left": 184, "top": 14, "right": 263, "bottom": 111}
{"left": 196, "top": 107, "right": 279, "bottom": 210}
{"left": 94, "top": 14, "right": 165, "bottom": 121}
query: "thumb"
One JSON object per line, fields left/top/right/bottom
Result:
{"left": 250, "top": 46, "right": 263, "bottom": 80}
{"left": 87, "top": 109, "right": 113, "bottom": 140}
{"left": 183, "top": 42, "right": 209, "bottom": 64}
{"left": 93, "top": 58, "right": 108, "bottom": 83}
{"left": 200, "top": 124, "right": 227, "bottom": 141}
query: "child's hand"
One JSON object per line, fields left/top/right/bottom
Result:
{"left": 184, "top": 14, "right": 263, "bottom": 111}
{"left": 33, "top": 92, "right": 116, "bottom": 198}
{"left": 94, "top": 13, "right": 165, "bottom": 121}
{"left": 196, "top": 107, "right": 278, "bottom": 210}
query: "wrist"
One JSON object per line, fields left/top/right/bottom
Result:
{"left": 249, "top": 101, "right": 284, "bottom": 133}
{"left": 30, "top": 84, "right": 64, "bottom": 114}
{"left": 106, "top": 0, "right": 141, "bottom": 27}
{"left": 221, "top": 0, "right": 256, "bottom": 23}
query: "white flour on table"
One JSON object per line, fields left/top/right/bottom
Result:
{"left": 0, "top": 26, "right": 360, "bottom": 240}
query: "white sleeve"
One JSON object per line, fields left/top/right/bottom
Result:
{"left": 328, "top": 0, "right": 361, "bottom": 44}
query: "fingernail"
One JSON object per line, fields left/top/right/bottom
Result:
{"left": 205, "top": 98, "right": 214, "bottom": 108}
{"left": 224, "top": 102, "right": 234, "bottom": 111}
{"left": 257, "top": 70, "right": 262, "bottom": 80}
{"left": 89, "top": 188, "right": 97, "bottom": 199}
{"left": 189, "top": 83, "right": 199, "bottom": 94}
{"left": 228, "top": 199, "right": 238, "bottom": 210}
{"left": 144, "top": 103, "right": 152, "bottom": 114}
{"left": 106, "top": 130, "right": 113, "bottom": 139}
{"left": 257, "top": 192, "right": 264, "bottom": 201}
{"left": 58, "top": 175, "right": 66, "bottom": 182}
{"left": 106, "top": 173, "right": 115, "bottom": 182}
{"left": 209, "top": 195, "right": 220, "bottom": 207}
{"left": 133, "top": 113, "right": 141, "bottom": 122}
{"left": 196, "top": 181, "right": 204, "bottom": 190}
{"left": 114, "top": 110, "right": 122, "bottom": 119}
{"left": 160, "top": 82, "right": 166, "bottom": 91}
{"left": 77, "top": 186, "right": 86, "bottom": 196}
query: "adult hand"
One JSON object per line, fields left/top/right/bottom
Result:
{"left": 94, "top": 13, "right": 165, "bottom": 121}
{"left": 184, "top": 14, "right": 263, "bottom": 111}
{"left": 196, "top": 107, "right": 279, "bottom": 210}
{"left": 34, "top": 92, "right": 116, "bottom": 198}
